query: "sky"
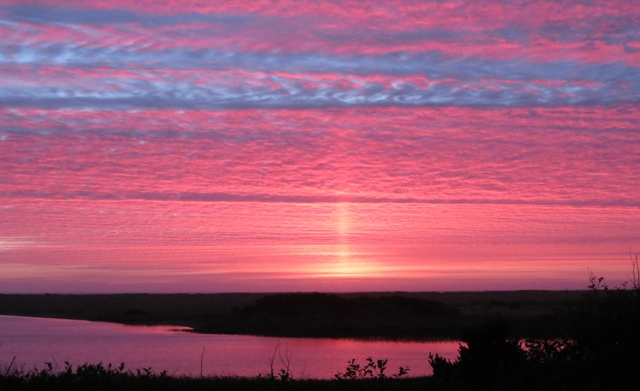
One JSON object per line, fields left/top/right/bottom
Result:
{"left": 1, "top": 0, "right": 639, "bottom": 293}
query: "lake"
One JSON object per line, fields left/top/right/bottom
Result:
{"left": 0, "top": 315, "right": 460, "bottom": 378}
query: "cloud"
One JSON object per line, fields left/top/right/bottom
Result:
{"left": 2, "top": 1, "right": 640, "bottom": 293}
{"left": 2, "top": 44, "right": 639, "bottom": 82}
{"left": 2, "top": 106, "right": 639, "bottom": 211}
{"left": 0, "top": 62, "right": 638, "bottom": 109}
{"left": 1, "top": 1, "right": 639, "bottom": 109}
{"left": 3, "top": 189, "right": 640, "bottom": 208}
{"left": 1, "top": 5, "right": 252, "bottom": 26}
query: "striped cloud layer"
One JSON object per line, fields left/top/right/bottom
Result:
{"left": 2, "top": 0, "right": 640, "bottom": 292}
{"left": 1, "top": 1, "right": 639, "bottom": 109}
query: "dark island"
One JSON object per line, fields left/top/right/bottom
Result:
{"left": 0, "top": 290, "right": 583, "bottom": 341}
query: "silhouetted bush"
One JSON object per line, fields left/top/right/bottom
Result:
{"left": 429, "top": 257, "right": 640, "bottom": 390}
{"left": 566, "top": 263, "right": 640, "bottom": 389}
{"left": 334, "top": 357, "right": 409, "bottom": 380}
{"left": 429, "top": 316, "right": 529, "bottom": 389}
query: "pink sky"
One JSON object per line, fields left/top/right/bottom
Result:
{"left": 1, "top": 1, "right": 639, "bottom": 292}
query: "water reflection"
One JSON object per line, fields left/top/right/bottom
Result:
{"left": 0, "top": 315, "right": 459, "bottom": 378}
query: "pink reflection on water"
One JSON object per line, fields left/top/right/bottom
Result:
{"left": 0, "top": 315, "right": 459, "bottom": 378}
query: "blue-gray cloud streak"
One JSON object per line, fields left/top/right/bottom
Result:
{"left": 1, "top": 3, "right": 639, "bottom": 109}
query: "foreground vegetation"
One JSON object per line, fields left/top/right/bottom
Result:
{"left": 427, "top": 258, "right": 640, "bottom": 390}
{"left": 0, "top": 362, "right": 430, "bottom": 391}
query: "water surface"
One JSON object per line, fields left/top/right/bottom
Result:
{"left": 0, "top": 315, "right": 459, "bottom": 378}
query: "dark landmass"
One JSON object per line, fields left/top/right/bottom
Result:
{"left": 2, "top": 276, "right": 639, "bottom": 390}
{"left": 0, "top": 291, "right": 584, "bottom": 340}
{"left": 0, "top": 292, "right": 264, "bottom": 328}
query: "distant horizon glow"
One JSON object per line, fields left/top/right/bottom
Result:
{"left": 1, "top": 1, "right": 639, "bottom": 293}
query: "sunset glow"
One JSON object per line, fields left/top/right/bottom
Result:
{"left": 1, "top": 1, "right": 639, "bottom": 292}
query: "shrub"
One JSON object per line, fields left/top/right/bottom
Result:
{"left": 429, "top": 256, "right": 640, "bottom": 390}
{"left": 334, "top": 357, "right": 409, "bottom": 380}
